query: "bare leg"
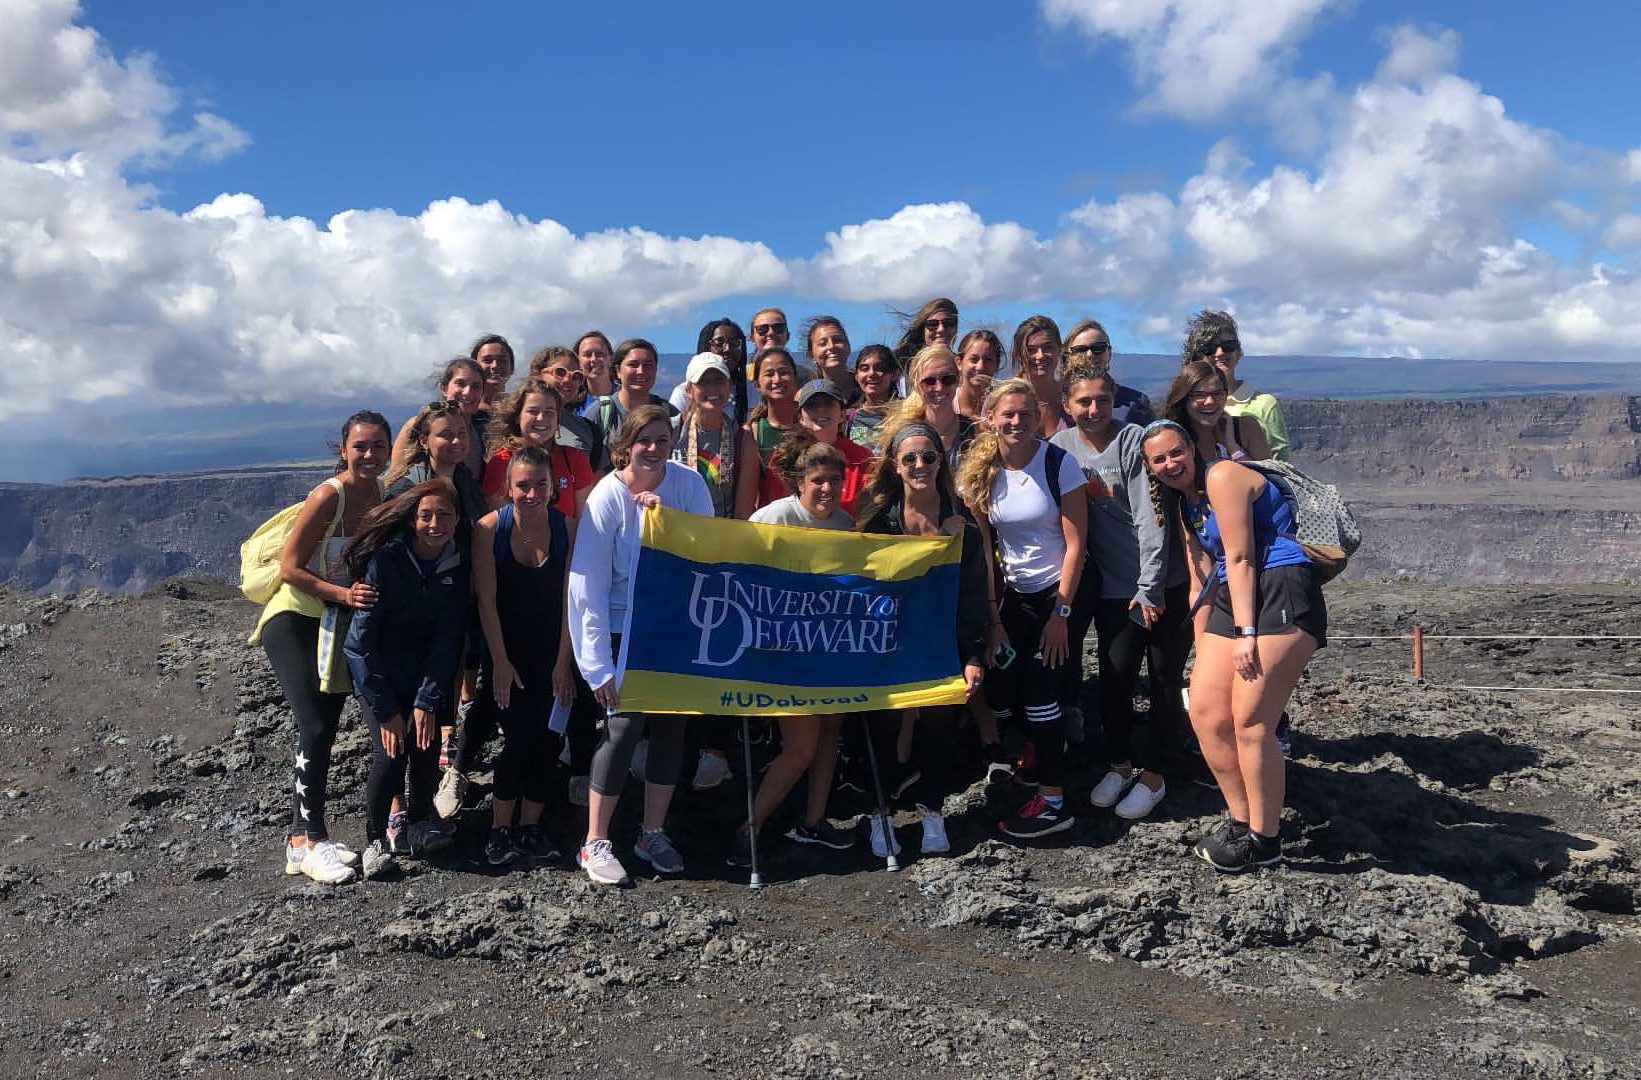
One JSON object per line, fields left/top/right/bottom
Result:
{"left": 1231, "top": 631, "right": 1317, "bottom": 836}
{"left": 749, "top": 717, "right": 820, "bottom": 828}
{"left": 804, "top": 715, "right": 844, "bottom": 825}
{"left": 1189, "top": 633, "right": 1247, "bottom": 822}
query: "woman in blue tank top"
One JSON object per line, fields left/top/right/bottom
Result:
{"left": 1140, "top": 420, "right": 1327, "bottom": 874}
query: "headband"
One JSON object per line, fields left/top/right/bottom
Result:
{"left": 888, "top": 422, "right": 945, "bottom": 458}
{"left": 1139, "top": 418, "right": 1191, "bottom": 442}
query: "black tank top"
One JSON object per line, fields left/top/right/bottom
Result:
{"left": 493, "top": 502, "right": 567, "bottom": 657}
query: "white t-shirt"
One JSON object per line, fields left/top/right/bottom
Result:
{"left": 749, "top": 494, "right": 853, "bottom": 531}
{"left": 988, "top": 441, "right": 1086, "bottom": 593}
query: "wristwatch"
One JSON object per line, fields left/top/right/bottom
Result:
{"left": 1054, "top": 600, "right": 1073, "bottom": 619}
{"left": 1235, "top": 625, "right": 1259, "bottom": 637}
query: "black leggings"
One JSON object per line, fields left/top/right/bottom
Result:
{"left": 262, "top": 611, "right": 348, "bottom": 842}
{"left": 362, "top": 703, "right": 441, "bottom": 842}
{"left": 565, "top": 669, "right": 601, "bottom": 777}
{"left": 862, "top": 706, "right": 960, "bottom": 809}
{"left": 486, "top": 657, "right": 558, "bottom": 805}
{"left": 1093, "top": 583, "right": 1189, "bottom": 772}
{"left": 983, "top": 584, "right": 1067, "bottom": 788}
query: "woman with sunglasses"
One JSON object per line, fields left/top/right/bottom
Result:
{"left": 1184, "top": 310, "right": 1290, "bottom": 461}
{"left": 529, "top": 345, "right": 602, "bottom": 468}
{"left": 855, "top": 422, "right": 991, "bottom": 856}
{"left": 892, "top": 298, "right": 960, "bottom": 369}
{"left": 894, "top": 345, "right": 977, "bottom": 471}
{"left": 1164, "top": 361, "right": 1272, "bottom": 464}
{"left": 1063, "top": 319, "right": 1153, "bottom": 427}
{"left": 1011, "top": 316, "right": 1070, "bottom": 439}
{"left": 954, "top": 329, "right": 1004, "bottom": 419}
{"left": 844, "top": 345, "right": 901, "bottom": 451}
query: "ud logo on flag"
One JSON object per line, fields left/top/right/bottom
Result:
{"left": 618, "top": 507, "right": 967, "bottom": 715}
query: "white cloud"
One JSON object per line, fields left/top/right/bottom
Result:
{"left": 1041, "top": 0, "right": 1345, "bottom": 126}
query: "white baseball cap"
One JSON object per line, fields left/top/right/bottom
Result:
{"left": 685, "top": 352, "right": 732, "bottom": 384}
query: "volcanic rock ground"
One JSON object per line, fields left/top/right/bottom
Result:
{"left": 0, "top": 580, "right": 1637, "bottom": 1078}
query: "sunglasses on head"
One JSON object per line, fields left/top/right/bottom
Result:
{"left": 899, "top": 449, "right": 941, "bottom": 467}
{"left": 427, "top": 399, "right": 463, "bottom": 415}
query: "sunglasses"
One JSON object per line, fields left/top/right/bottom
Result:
{"left": 1067, "top": 341, "right": 1111, "bottom": 357}
{"left": 546, "top": 366, "right": 584, "bottom": 381}
{"left": 899, "top": 449, "right": 941, "bottom": 468}
{"left": 426, "top": 399, "right": 464, "bottom": 415}
{"left": 925, "top": 316, "right": 958, "bottom": 331}
{"left": 919, "top": 373, "right": 959, "bottom": 389}
{"left": 752, "top": 321, "right": 788, "bottom": 336}
{"left": 1199, "top": 339, "right": 1240, "bottom": 356}
{"left": 708, "top": 336, "right": 743, "bottom": 350}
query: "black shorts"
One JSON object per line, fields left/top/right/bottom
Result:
{"left": 1206, "top": 563, "right": 1327, "bottom": 648}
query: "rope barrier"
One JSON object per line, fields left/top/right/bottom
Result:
{"left": 1331, "top": 634, "right": 1641, "bottom": 641}
{"left": 1424, "top": 683, "right": 1641, "bottom": 695}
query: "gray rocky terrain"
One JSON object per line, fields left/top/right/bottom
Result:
{"left": 0, "top": 580, "right": 1636, "bottom": 1078}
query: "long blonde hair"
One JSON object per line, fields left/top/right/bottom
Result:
{"left": 955, "top": 377, "right": 1037, "bottom": 518}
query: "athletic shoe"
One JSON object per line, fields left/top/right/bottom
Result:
{"left": 633, "top": 828, "right": 684, "bottom": 874}
{"left": 917, "top": 806, "right": 950, "bottom": 855}
{"left": 692, "top": 750, "right": 732, "bottom": 791}
{"left": 889, "top": 764, "right": 923, "bottom": 802}
{"left": 726, "top": 827, "right": 756, "bottom": 869}
{"left": 512, "top": 823, "right": 561, "bottom": 864}
{"left": 868, "top": 812, "right": 902, "bottom": 858}
{"left": 433, "top": 769, "right": 466, "bottom": 820}
{"left": 402, "top": 819, "right": 453, "bottom": 858}
{"left": 1089, "top": 769, "right": 1136, "bottom": 809}
{"left": 1191, "top": 815, "right": 1249, "bottom": 867}
{"left": 360, "top": 839, "right": 394, "bottom": 880}
{"left": 1114, "top": 778, "right": 1166, "bottom": 821}
{"left": 628, "top": 739, "right": 649, "bottom": 783}
{"left": 1274, "top": 712, "right": 1293, "bottom": 758}
{"left": 386, "top": 811, "right": 409, "bottom": 855}
{"left": 285, "top": 838, "right": 359, "bottom": 875}
{"left": 790, "top": 820, "right": 854, "bottom": 851}
{"left": 999, "top": 795, "right": 1075, "bottom": 840}
{"left": 577, "top": 839, "right": 631, "bottom": 886}
{"left": 485, "top": 827, "right": 517, "bottom": 867}
{"left": 298, "top": 839, "right": 357, "bottom": 884}
{"left": 1195, "top": 821, "right": 1280, "bottom": 873}
{"left": 567, "top": 775, "right": 590, "bottom": 807}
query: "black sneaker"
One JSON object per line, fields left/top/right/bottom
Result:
{"left": 998, "top": 795, "right": 1075, "bottom": 839}
{"left": 512, "top": 823, "right": 561, "bottom": 864}
{"left": 789, "top": 820, "right": 854, "bottom": 851}
{"left": 726, "top": 827, "right": 756, "bottom": 868}
{"left": 1194, "top": 818, "right": 1281, "bottom": 872}
{"left": 485, "top": 826, "right": 518, "bottom": 867}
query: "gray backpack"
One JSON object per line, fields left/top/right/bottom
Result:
{"left": 1241, "top": 459, "right": 1362, "bottom": 583}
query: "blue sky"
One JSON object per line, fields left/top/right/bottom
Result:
{"left": 4, "top": 0, "right": 1641, "bottom": 478}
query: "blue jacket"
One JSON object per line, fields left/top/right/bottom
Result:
{"left": 344, "top": 534, "right": 469, "bottom": 723}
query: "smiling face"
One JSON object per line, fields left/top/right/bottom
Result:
{"left": 757, "top": 353, "right": 797, "bottom": 402}
{"left": 1197, "top": 330, "right": 1241, "bottom": 384}
{"left": 519, "top": 392, "right": 559, "bottom": 447}
{"left": 1064, "top": 327, "right": 1112, "bottom": 373}
{"left": 1185, "top": 374, "right": 1227, "bottom": 428}
{"left": 577, "top": 337, "right": 611, "bottom": 383}
{"left": 690, "top": 368, "right": 731, "bottom": 415}
{"left": 893, "top": 435, "right": 941, "bottom": 494}
{"left": 507, "top": 461, "right": 553, "bottom": 515}
{"left": 915, "top": 356, "right": 959, "bottom": 411}
{"left": 799, "top": 394, "right": 842, "bottom": 440}
{"left": 798, "top": 465, "right": 843, "bottom": 517}
{"left": 1065, "top": 377, "right": 1114, "bottom": 437}
{"left": 923, "top": 311, "right": 958, "bottom": 346}
{"left": 853, "top": 352, "right": 898, "bottom": 404}
{"left": 543, "top": 359, "right": 585, "bottom": 403}
{"left": 422, "top": 414, "right": 470, "bottom": 468}
{"left": 443, "top": 367, "right": 485, "bottom": 414}
{"left": 750, "top": 309, "right": 789, "bottom": 350}
{"left": 629, "top": 419, "right": 673, "bottom": 474}
{"left": 958, "top": 338, "right": 1000, "bottom": 393}
{"left": 342, "top": 420, "right": 391, "bottom": 481}
{"left": 988, "top": 391, "right": 1035, "bottom": 451}
{"left": 411, "top": 494, "right": 457, "bottom": 558}
{"left": 617, "top": 347, "right": 657, "bottom": 395}
{"left": 1143, "top": 428, "right": 1196, "bottom": 493}
{"left": 1021, "top": 330, "right": 1060, "bottom": 380}
{"left": 809, "top": 322, "right": 851, "bottom": 378}
{"left": 474, "top": 342, "right": 513, "bottom": 398}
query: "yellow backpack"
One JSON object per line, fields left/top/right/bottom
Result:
{"left": 239, "top": 478, "right": 345, "bottom": 604}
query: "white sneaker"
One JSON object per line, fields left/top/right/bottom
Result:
{"left": 433, "top": 769, "right": 466, "bottom": 819}
{"left": 298, "top": 839, "right": 357, "bottom": 884}
{"left": 692, "top": 751, "right": 732, "bottom": 791}
{"left": 628, "top": 739, "right": 649, "bottom": 783}
{"left": 868, "top": 813, "right": 902, "bottom": 858}
{"left": 360, "top": 839, "right": 394, "bottom": 879}
{"left": 1089, "top": 769, "right": 1135, "bottom": 809}
{"left": 917, "top": 806, "right": 950, "bottom": 855}
{"left": 567, "top": 775, "right": 590, "bottom": 807}
{"left": 578, "top": 839, "right": 631, "bottom": 886}
{"left": 285, "top": 838, "right": 359, "bottom": 875}
{"left": 1114, "top": 778, "right": 1166, "bottom": 820}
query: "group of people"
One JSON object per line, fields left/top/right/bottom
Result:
{"left": 255, "top": 300, "right": 1324, "bottom": 889}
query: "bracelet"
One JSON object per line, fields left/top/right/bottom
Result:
{"left": 1235, "top": 625, "right": 1259, "bottom": 638}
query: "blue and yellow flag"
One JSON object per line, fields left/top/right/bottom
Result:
{"left": 618, "top": 506, "right": 967, "bottom": 715}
